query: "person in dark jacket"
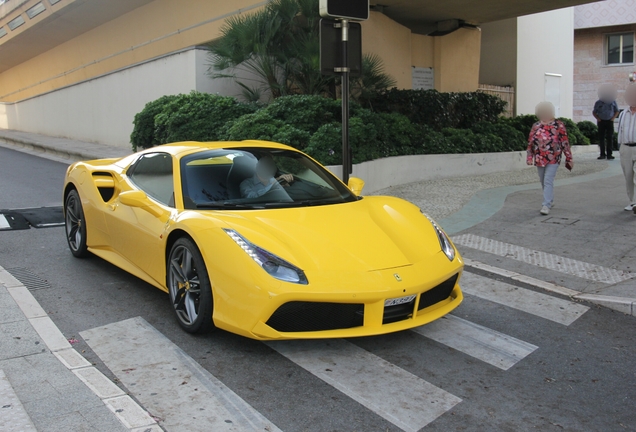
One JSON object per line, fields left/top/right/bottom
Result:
{"left": 593, "top": 84, "right": 619, "bottom": 160}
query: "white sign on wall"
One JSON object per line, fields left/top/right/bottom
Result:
{"left": 412, "top": 67, "right": 435, "bottom": 90}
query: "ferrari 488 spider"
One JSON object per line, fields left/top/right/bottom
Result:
{"left": 63, "top": 141, "right": 463, "bottom": 339}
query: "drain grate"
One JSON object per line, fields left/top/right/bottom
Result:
{"left": 6, "top": 267, "right": 52, "bottom": 290}
{"left": 541, "top": 217, "right": 579, "bottom": 226}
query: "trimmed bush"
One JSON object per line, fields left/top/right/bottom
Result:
{"left": 577, "top": 120, "right": 599, "bottom": 144}
{"left": 153, "top": 92, "right": 258, "bottom": 145}
{"left": 221, "top": 110, "right": 311, "bottom": 149}
{"left": 263, "top": 95, "right": 342, "bottom": 135}
{"left": 367, "top": 88, "right": 507, "bottom": 130}
{"left": 558, "top": 118, "right": 590, "bottom": 146}
{"left": 130, "top": 95, "right": 179, "bottom": 151}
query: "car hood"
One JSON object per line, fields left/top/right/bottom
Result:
{"left": 220, "top": 196, "right": 442, "bottom": 272}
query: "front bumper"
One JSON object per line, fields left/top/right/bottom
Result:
{"left": 243, "top": 255, "right": 464, "bottom": 340}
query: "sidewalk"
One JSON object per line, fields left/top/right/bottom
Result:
{"left": 0, "top": 128, "right": 633, "bottom": 431}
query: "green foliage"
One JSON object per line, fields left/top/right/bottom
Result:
{"left": 366, "top": 89, "right": 507, "bottom": 129}
{"left": 262, "top": 95, "right": 342, "bottom": 134}
{"left": 557, "top": 117, "right": 590, "bottom": 146}
{"left": 130, "top": 95, "right": 179, "bottom": 151}
{"left": 221, "top": 110, "right": 311, "bottom": 149}
{"left": 471, "top": 121, "right": 527, "bottom": 151}
{"left": 576, "top": 121, "right": 599, "bottom": 144}
{"left": 153, "top": 92, "right": 258, "bottom": 145}
{"left": 499, "top": 114, "right": 538, "bottom": 138}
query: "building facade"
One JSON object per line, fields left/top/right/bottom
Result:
{"left": 573, "top": 0, "right": 636, "bottom": 122}
{"left": 0, "top": 0, "right": 595, "bottom": 148}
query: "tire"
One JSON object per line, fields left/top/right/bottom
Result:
{"left": 64, "top": 189, "right": 89, "bottom": 258}
{"left": 167, "top": 238, "right": 215, "bottom": 334}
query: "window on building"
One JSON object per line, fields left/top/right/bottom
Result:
{"left": 607, "top": 33, "right": 634, "bottom": 65}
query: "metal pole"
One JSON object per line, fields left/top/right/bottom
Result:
{"left": 341, "top": 19, "right": 350, "bottom": 184}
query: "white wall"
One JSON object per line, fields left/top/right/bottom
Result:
{"left": 0, "top": 47, "right": 245, "bottom": 148}
{"left": 516, "top": 8, "right": 575, "bottom": 118}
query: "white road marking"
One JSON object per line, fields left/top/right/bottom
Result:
{"left": 81, "top": 317, "right": 281, "bottom": 432}
{"left": 0, "top": 370, "right": 37, "bottom": 432}
{"left": 267, "top": 339, "right": 461, "bottom": 432}
{"left": 453, "top": 234, "right": 633, "bottom": 284}
{"left": 462, "top": 258, "right": 581, "bottom": 297}
{"left": 0, "top": 215, "right": 10, "bottom": 229}
{"left": 1, "top": 265, "right": 158, "bottom": 432}
{"left": 412, "top": 314, "right": 538, "bottom": 370}
{"left": 460, "top": 272, "right": 589, "bottom": 326}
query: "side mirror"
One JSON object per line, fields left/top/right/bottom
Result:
{"left": 119, "top": 190, "right": 164, "bottom": 218}
{"left": 348, "top": 177, "right": 365, "bottom": 196}
{"left": 119, "top": 190, "right": 150, "bottom": 208}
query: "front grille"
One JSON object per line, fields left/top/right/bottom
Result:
{"left": 266, "top": 302, "right": 364, "bottom": 332}
{"left": 418, "top": 274, "right": 459, "bottom": 311}
{"left": 383, "top": 299, "right": 416, "bottom": 324}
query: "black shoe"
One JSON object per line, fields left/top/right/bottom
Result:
{"left": 607, "top": 156, "right": 615, "bottom": 160}
{"left": 598, "top": 155, "right": 607, "bottom": 160}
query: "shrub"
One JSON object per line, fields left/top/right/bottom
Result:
{"left": 153, "top": 92, "right": 258, "bottom": 145}
{"left": 499, "top": 114, "right": 538, "bottom": 138}
{"left": 130, "top": 95, "right": 180, "bottom": 151}
{"left": 221, "top": 110, "right": 311, "bottom": 150}
{"left": 305, "top": 117, "right": 382, "bottom": 165}
{"left": 263, "top": 95, "right": 342, "bottom": 135}
{"left": 558, "top": 118, "right": 590, "bottom": 146}
{"left": 367, "top": 89, "right": 507, "bottom": 130}
{"left": 577, "top": 120, "right": 598, "bottom": 144}
{"left": 471, "top": 121, "right": 527, "bottom": 151}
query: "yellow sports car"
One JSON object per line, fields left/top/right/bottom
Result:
{"left": 63, "top": 141, "right": 463, "bottom": 339}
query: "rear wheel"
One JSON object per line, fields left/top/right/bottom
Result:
{"left": 64, "top": 190, "right": 89, "bottom": 258}
{"left": 167, "top": 238, "right": 215, "bottom": 333}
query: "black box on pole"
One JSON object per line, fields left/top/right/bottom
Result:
{"left": 320, "top": 19, "right": 362, "bottom": 77}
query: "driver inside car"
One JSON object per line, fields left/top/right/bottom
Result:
{"left": 240, "top": 155, "right": 294, "bottom": 199}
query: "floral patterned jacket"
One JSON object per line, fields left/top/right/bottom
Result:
{"left": 526, "top": 120, "right": 573, "bottom": 167}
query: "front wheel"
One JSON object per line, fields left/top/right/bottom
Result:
{"left": 167, "top": 238, "right": 215, "bottom": 334}
{"left": 64, "top": 189, "right": 89, "bottom": 258}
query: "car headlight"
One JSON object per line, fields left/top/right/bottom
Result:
{"left": 224, "top": 229, "right": 308, "bottom": 284}
{"left": 422, "top": 213, "right": 456, "bottom": 261}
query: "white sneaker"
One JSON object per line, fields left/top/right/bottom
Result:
{"left": 624, "top": 204, "right": 635, "bottom": 211}
{"left": 540, "top": 206, "right": 550, "bottom": 215}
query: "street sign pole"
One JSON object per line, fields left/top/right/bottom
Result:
{"left": 339, "top": 20, "right": 351, "bottom": 184}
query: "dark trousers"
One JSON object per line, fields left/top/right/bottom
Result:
{"left": 598, "top": 120, "right": 614, "bottom": 157}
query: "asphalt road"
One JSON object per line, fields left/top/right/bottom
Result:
{"left": 1, "top": 146, "right": 635, "bottom": 432}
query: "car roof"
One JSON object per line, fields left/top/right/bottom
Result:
{"left": 146, "top": 140, "right": 297, "bottom": 158}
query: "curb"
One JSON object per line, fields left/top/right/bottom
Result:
{"left": 463, "top": 258, "right": 636, "bottom": 317}
{"left": 0, "top": 266, "right": 162, "bottom": 432}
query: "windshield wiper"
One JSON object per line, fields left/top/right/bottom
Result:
{"left": 264, "top": 199, "right": 344, "bottom": 208}
{"left": 196, "top": 202, "right": 261, "bottom": 210}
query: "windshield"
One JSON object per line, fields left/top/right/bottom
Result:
{"left": 180, "top": 148, "right": 358, "bottom": 209}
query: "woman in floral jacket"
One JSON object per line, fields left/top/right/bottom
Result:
{"left": 527, "top": 101, "right": 573, "bottom": 215}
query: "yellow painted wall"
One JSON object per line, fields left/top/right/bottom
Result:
{"left": 0, "top": 0, "right": 267, "bottom": 102}
{"left": 434, "top": 28, "right": 482, "bottom": 92}
{"left": 1, "top": 1, "right": 483, "bottom": 102}
{"left": 411, "top": 34, "right": 435, "bottom": 68}
{"left": 360, "top": 11, "right": 413, "bottom": 89}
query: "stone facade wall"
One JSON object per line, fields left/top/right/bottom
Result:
{"left": 573, "top": 24, "right": 636, "bottom": 122}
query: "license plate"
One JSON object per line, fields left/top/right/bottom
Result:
{"left": 384, "top": 295, "right": 416, "bottom": 307}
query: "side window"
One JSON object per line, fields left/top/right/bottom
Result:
{"left": 127, "top": 153, "right": 174, "bottom": 206}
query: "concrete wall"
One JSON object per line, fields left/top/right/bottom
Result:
{"left": 0, "top": 48, "right": 243, "bottom": 147}
{"left": 328, "top": 145, "right": 596, "bottom": 195}
{"left": 434, "top": 28, "right": 482, "bottom": 92}
{"left": 573, "top": 25, "right": 636, "bottom": 122}
{"left": 0, "top": 0, "right": 266, "bottom": 102}
{"left": 479, "top": 18, "right": 517, "bottom": 87}
{"left": 517, "top": 8, "right": 575, "bottom": 118}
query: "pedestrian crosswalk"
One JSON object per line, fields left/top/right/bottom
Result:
{"left": 78, "top": 250, "right": 592, "bottom": 432}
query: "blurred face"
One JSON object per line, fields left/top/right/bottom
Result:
{"left": 536, "top": 102, "right": 555, "bottom": 123}
{"left": 625, "top": 85, "right": 636, "bottom": 107}
{"left": 598, "top": 84, "right": 618, "bottom": 103}
{"left": 256, "top": 157, "right": 277, "bottom": 181}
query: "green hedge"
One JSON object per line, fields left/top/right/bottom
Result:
{"left": 130, "top": 92, "right": 590, "bottom": 166}
{"left": 367, "top": 88, "right": 507, "bottom": 130}
{"left": 577, "top": 120, "right": 598, "bottom": 144}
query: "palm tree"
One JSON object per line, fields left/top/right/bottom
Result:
{"left": 207, "top": 0, "right": 394, "bottom": 102}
